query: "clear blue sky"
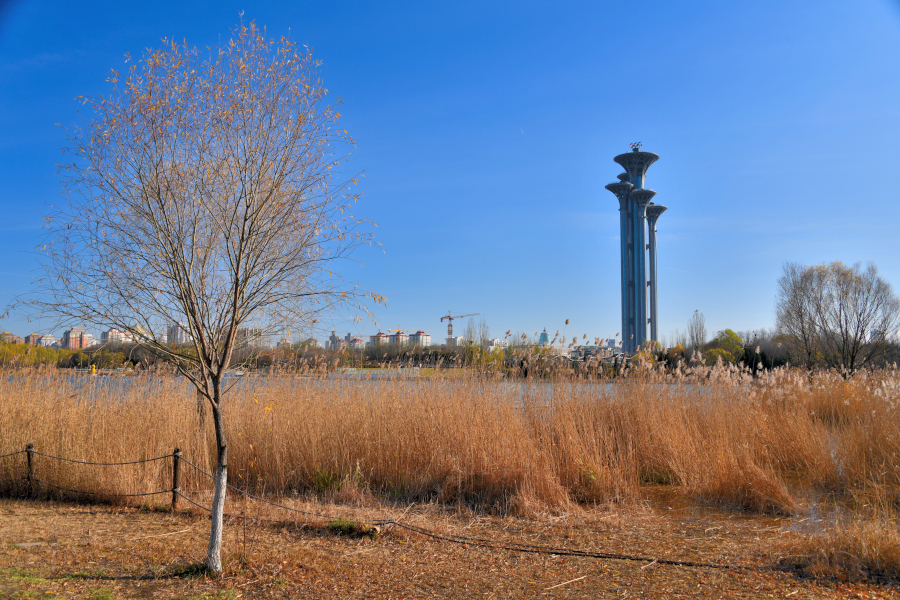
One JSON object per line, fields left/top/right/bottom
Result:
{"left": 2, "top": 0, "right": 900, "bottom": 344}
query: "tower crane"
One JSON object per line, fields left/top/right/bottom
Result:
{"left": 440, "top": 311, "right": 480, "bottom": 341}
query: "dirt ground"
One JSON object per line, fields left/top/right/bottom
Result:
{"left": 0, "top": 497, "right": 897, "bottom": 599}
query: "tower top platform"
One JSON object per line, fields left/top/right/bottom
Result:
{"left": 629, "top": 189, "right": 657, "bottom": 205}
{"left": 614, "top": 151, "right": 659, "bottom": 188}
{"left": 604, "top": 181, "right": 634, "bottom": 199}
{"left": 646, "top": 204, "right": 668, "bottom": 219}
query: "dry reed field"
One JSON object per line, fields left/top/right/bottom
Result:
{"left": 1, "top": 364, "right": 899, "bottom": 588}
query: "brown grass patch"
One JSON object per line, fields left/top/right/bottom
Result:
{"left": 3, "top": 498, "right": 897, "bottom": 599}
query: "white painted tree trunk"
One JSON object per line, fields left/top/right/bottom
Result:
{"left": 206, "top": 400, "right": 228, "bottom": 574}
{"left": 206, "top": 461, "right": 227, "bottom": 573}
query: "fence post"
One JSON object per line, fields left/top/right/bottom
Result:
{"left": 25, "top": 444, "right": 34, "bottom": 496}
{"left": 172, "top": 448, "right": 181, "bottom": 511}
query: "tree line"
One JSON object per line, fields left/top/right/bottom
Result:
{"left": 667, "top": 261, "right": 899, "bottom": 374}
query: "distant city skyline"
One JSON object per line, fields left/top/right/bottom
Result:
{"left": 2, "top": 1, "right": 900, "bottom": 344}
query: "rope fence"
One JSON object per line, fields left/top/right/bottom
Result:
{"left": 30, "top": 450, "right": 171, "bottom": 466}
{"left": 0, "top": 444, "right": 764, "bottom": 573}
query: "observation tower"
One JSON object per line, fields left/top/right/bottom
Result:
{"left": 604, "top": 143, "right": 667, "bottom": 353}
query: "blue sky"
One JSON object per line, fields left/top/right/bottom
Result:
{"left": 2, "top": 0, "right": 900, "bottom": 344}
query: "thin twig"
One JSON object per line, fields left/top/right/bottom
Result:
{"left": 129, "top": 528, "right": 193, "bottom": 541}
{"left": 545, "top": 575, "right": 586, "bottom": 590}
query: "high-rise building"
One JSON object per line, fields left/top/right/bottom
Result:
{"left": 101, "top": 328, "right": 134, "bottom": 345}
{"left": 36, "top": 334, "right": 57, "bottom": 348}
{"left": 605, "top": 144, "right": 668, "bottom": 353}
{"left": 327, "top": 331, "right": 345, "bottom": 351}
{"left": 538, "top": 328, "right": 550, "bottom": 345}
{"left": 61, "top": 327, "right": 87, "bottom": 349}
{"left": 0, "top": 332, "right": 23, "bottom": 344}
{"left": 485, "top": 339, "right": 509, "bottom": 353}
{"left": 388, "top": 330, "right": 409, "bottom": 346}
{"left": 369, "top": 331, "right": 388, "bottom": 346}
{"left": 408, "top": 331, "right": 431, "bottom": 347}
{"left": 167, "top": 323, "right": 192, "bottom": 345}
{"left": 235, "top": 327, "right": 264, "bottom": 348}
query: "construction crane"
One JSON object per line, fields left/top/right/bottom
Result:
{"left": 385, "top": 326, "right": 406, "bottom": 343}
{"left": 440, "top": 311, "right": 480, "bottom": 341}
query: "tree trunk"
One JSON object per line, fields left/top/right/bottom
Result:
{"left": 206, "top": 398, "right": 227, "bottom": 573}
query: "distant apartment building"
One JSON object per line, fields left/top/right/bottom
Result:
{"left": 276, "top": 337, "right": 293, "bottom": 349}
{"left": 485, "top": 338, "right": 509, "bottom": 353}
{"left": 101, "top": 328, "right": 133, "bottom": 345}
{"left": 388, "top": 330, "right": 409, "bottom": 346}
{"left": 0, "top": 332, "right": 23, "bottom": 344}
{"left": 60, "top": 327, "right": 87, "bottom": 350}
{"left": 235, "top": 327, "right": 264, "bottom": 348}
{"left": 446, "top": 336, "right": 467, "bottom": 347}
{"left": 303, "top": 337, "right": 321, "bottom": 348}
{"left": 327, "top": 331, "right": 355, "bottom": 351}
{"left": 83, "top": 333, "right": 98, "bottom": 348}
{"left": 348, "top": 337, "right": 366, "bottom": 349}
{"left": 167, "top": 323, "right": 192, "bottom": 345}
{"left": 571, "top": 343, "right": 623, "bottom": 361}
{"left": 24, "top": 334, "right": 41, "bottom": 345}
{"left": 36, "top": 334, "right": 57, "bottom": 348}
{"left": 366, "top": 330, "right": 431, "bottom": 347}
{"left": 408, "top": 331, "right": 431, "bottom": 347}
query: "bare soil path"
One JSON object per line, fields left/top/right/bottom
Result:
{"left": 0, "top": 499, "right": 896, "bottom": 599}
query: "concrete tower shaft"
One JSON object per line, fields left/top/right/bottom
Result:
{"left": 629, "top": 189, "right": 657, "bottom": 210}
{"left": 645, "top": 204, "right": 667, "bottom": 344}
{"left": 605, "top": 181, "right": 634, "bottom": 347}
{"left": 627, "top": 188, "right": 656, "bottom": 346}
{"left": 614, "top": 151, "right": 659, "bottom": 190}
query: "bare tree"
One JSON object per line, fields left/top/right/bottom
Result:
{"left": 686, "top": 310, "right": 707, "bottom": 352}
{"left": 776, "top": 261, "right": 900, "bottom": 373}
{"left": 476, "top": 316, "right": 491, "bottom": 346}
{"left": 775, "top": 262, "right": 820, "bottom": 366}
{"left": 33, "top": 22, "right": 378, "bottom": 573}
{"left": 464, "top": 318, "right": 478, "bottom": 345}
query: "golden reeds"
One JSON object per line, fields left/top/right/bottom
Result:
{"left": 0, "top": 365, "right": 897, "bottom": 518}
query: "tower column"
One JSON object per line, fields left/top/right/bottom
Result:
{"left": 629, "top": 189, "right": 656, "bottom": 349}
{"left": 646, "top": 204, "right": 667, "bottom": 344}
{"left": 605, "top": 181, "right": 634, "bottom": 351}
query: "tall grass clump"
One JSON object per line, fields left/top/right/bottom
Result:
{"left": 780, "top": 485, "right": 900, "bottom": 582}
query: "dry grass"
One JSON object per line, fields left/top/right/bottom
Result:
{"left": 781, "top": 516, "right": 900, "bottom": 583}
{"left": 1, "top": 364, "right": 899, "bottom": 583}
{"left": 0, "top": 365, "right": 897, "bottom": 516}
{"left": 779, "top": 486, "right": 900, "bottom": 583}
{"left": 3, "top": 498, "right": 898, "bottom": 599}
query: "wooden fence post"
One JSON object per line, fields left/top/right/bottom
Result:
{"left": 25, "top": 444, "right": 34, "bottom": 496}
{"left": 172, "top": 448, "right": 181, "bottom": 511}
